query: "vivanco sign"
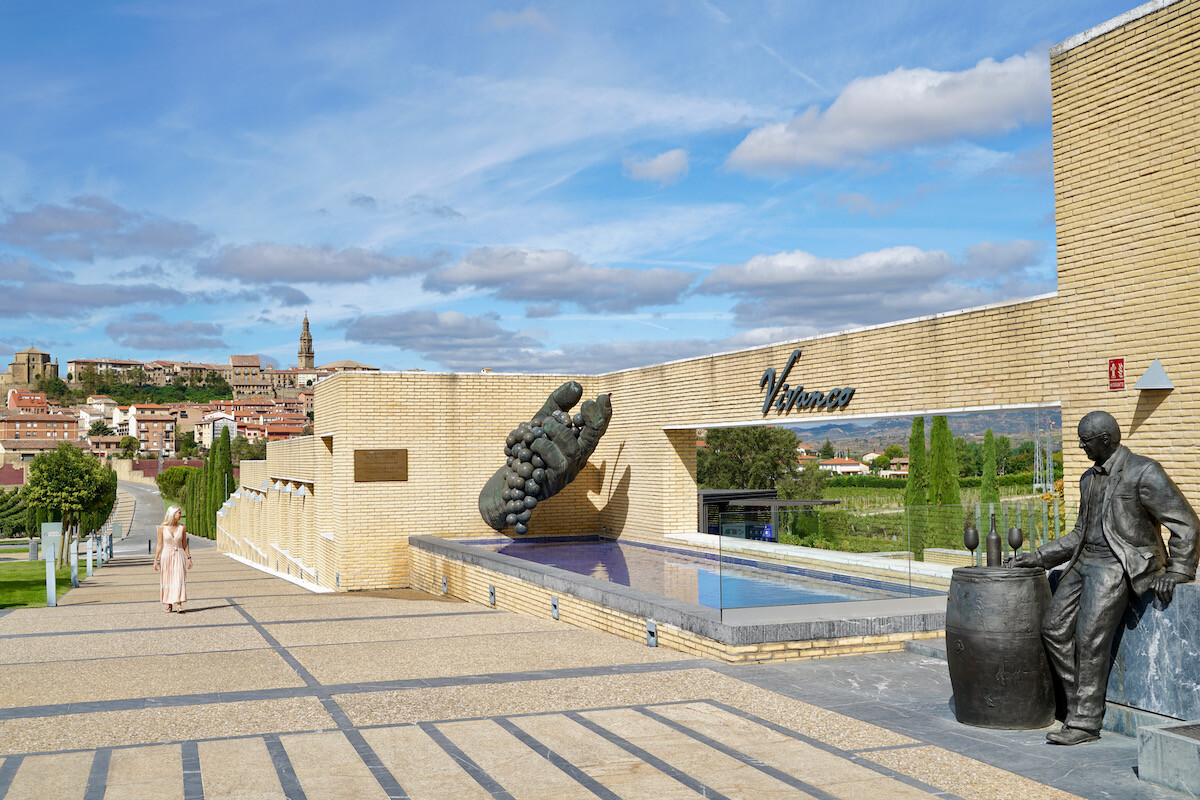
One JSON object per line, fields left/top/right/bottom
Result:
{"left": 759, "top": 349, "right": 855, "bottom": 415}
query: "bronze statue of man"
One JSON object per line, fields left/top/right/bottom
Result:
{"left": 1009, "top": 411, "right": 1199, "bottom": 744}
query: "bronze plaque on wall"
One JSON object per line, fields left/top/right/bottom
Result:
{"left": 354, "top": 449, "right": 408, "bottom": 482}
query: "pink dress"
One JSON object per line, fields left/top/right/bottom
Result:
{"left": 159, "top": 524, "right": 188, "bottom": 604}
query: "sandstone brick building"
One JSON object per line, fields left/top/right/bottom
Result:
{"left": 210, "top": 1, "right": 1200, "bottom": 593}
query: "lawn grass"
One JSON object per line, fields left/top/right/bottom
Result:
{"left": 0, "top": 546, "right": 29, "bottom": 554}
{"left": 0, "top": 561, "right": 74, "bottom": 608}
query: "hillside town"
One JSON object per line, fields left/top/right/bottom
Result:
{"left": 0, "top": 317, "right": 373, "bottom": 467}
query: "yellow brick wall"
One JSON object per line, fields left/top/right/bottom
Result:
{"left": 1050, "top": 0, "right": 1200, "bottom": 506}
{"left": 222, "top": 0, "right": 1200, "bottom": 591}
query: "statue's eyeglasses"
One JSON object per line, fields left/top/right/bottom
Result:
{"left": 1078, "top": 432, "right": 1108, "bottom": 448}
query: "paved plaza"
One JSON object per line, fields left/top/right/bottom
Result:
{"left": 0, "top": 483, "right": 1181, "bottom": 799}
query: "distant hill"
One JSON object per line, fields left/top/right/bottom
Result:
{"left": 784, "top": 409, "right": 1062, "bottom": 457}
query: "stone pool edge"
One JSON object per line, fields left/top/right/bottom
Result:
{"left": 410, "top": 536, "right": 946, "bottom": 664}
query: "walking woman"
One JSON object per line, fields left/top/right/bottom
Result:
{"left": 154, "top": 505, "right": 192, "bottom": 612}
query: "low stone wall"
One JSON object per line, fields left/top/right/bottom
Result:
{"left": 111, "top": 459, "right": 156, "bottom": 486}
{"left": 410, "top": 536, "right": 944, "bottom": 665}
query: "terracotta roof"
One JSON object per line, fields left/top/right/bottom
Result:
{"left": 0, "top": 439, "right": 88, "bottom": 451}
{"left": 820, "top": 457, "right": 863, "bottom": 465}
{"left": 318, "top": 360, "right": 378, "bottom": 370}
{"left": 230, "top": 355, "right": 261, "bottom": 367}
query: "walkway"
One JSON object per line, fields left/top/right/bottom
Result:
{"left": 0, "top": 485, "right": 1177, "bottom": 799}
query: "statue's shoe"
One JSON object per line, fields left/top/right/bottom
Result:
{"left": 1046, "top": 726, "right": 1099, "bottom": 745}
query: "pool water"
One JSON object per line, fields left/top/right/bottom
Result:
{"left": 477, "top": 537, "right": 934, "bottom": 609}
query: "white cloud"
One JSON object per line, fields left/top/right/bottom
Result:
{"left": 105, "top": 312, "right": 228, "bottom": 351}
{"left": 698, "top": 240, "right": 1051, "bottom": 329}
{"left": 424, "top": 247, "right": 696, "bottom": 313}
{"left": 197, "top": 243, "right": 446, "bottom": 283}
{"left": 727, "top": 51, "right": 1049, "bottom": 172}
{"left": 0, "top": 196, "right": 211, "bottom": 262}
{"left": 623, "top": 149, "right": 690, "bottom": 186}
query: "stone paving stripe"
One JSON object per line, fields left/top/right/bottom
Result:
{"left": 228, "top": 599, "right": 320, "bottom": 688}
{"left": 504, "top": 712, "right": 706, "bottom": 800}
{"left": 182, "top": 740, "right": 204, "bottom": 800}
{"left": 229, "top": 599, "right": 409, "bottom": 800}
{"left": 636, "top": 705, "right": 842, "bottom": 800}
{"left": 852, "top": 743, "right": 927, "bottom": 753}
{"left": 418, "top": 723, "right": 517, "bottom": 800}
{"left": 340, "top": 728, "right": 410, "bottom": 800}
{"left": 0, "top": 687, "right": 310, "bottom": 721}
{"left": 83, "top": 748, "right": 111, "bottom": 800}
{"left": 564, "top": 712, "right": 733, "bottom": 800}
{"left": 359, "top": 727, "right": 493, "bottom": 800}
{"left": 0, "top": 755, "right": 21, "bottom": 799}
{"left": 493, "top": 718, "right": 623, "bottom": 800}
{"left": 0, "top": 622, "right": 250, "bottom": 640}
{"left": 0, "top": 661, "right": 701, "bottom": 723}
{"left": 52, "top": 593, "right": 303, "bottom": 609}
{"left": 198, "top": 737, "right": 288, "bottom": 800}
{"left": 0, "top": 611, "right": 498, "bottom": 640}
{"left": 264, "top": 735, "right": 307, "bottom": 800}
{"left": 701, "top": 701, "right": 970, "bottom": 800}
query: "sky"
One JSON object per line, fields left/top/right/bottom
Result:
{"left": 0, "top": 1, "right": 1140, "bottom": 374}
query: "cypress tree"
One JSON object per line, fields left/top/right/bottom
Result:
{"left": 981, "top": 428, "right": 999, "bottom": 505}
{"left": 208, "top": 428, "right": 233, "bottom": 538}
{"left": 905, "top": 417, "right": 928, "bottom": 558}
{"left": 928, "top": 416, "right": 962, "bottom": 545}
{"left": 906, "top": 418, "right": 927, "bottom": 507}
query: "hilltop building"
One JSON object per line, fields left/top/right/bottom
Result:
{"left": 298, "top": 314, "right": 315, "bottom": 370}
{"left": 0, "top": 347, "right": 59, "bottom": 389}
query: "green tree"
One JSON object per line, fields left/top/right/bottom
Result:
{"left": 819, "top": 439, "right": 835, "bottom": 459}
{"left": 871, "top": 455, "right": 891, "bottom": 471}
{"left": 35, "top": 374, "right": 70, "bottom": 402}
{"left": 883, "top": 444, "right": 904, "bottom": 460}
{"left": 206, "top": 427, "right": 234, "bottom": 539}
{"left": 777, "top": 461, "right": 828, "bottom": 541}
{"left": 905, "top": 417, "right": 929, "bottom": 557}
{"left": 928, "top": 416, "right": 963, "bottom": 547}
{"left": 175, "top": 431, "right": 200, "bottom": 458}
{"left": 981, "top": 429, "right": 999, "bottom": 505}
{"left": 156, "top": 466, "right": 199, "bottom": 504}
{"left": 118, "top": 435, "right": 140, "bottom": 458}
{"left": 1006, "top": 441, "right": 1036, "bottom": 473}
{"left": 955, "top": 438, "right": 982, "bottom": 477}
{"left": 184, "top": 468, "right": 203, "bottom": 536}
{"left": 24, "top": 442, "right": 112, "bottom": 567}
{"left": 995, "top": 435, "right": 1012, "bottom": 473}
{"left": 697, "top": 426, "right": 799, "bottom": 490}
{"left": 229, "top": 434, "right": 266, "bottom": 465}
{"left": 88, "top": 420, "right": 114, "bottom": 437}
{"left": 79, "top": 365, "right": 102, "bottom": 394}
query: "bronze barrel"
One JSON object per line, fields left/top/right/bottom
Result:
{"left": 945, "top": 566, "right": 1055, "bottom": 729}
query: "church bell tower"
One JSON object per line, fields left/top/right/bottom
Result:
{"left": 298, "top": 314, "right": 315, "bottom": 370}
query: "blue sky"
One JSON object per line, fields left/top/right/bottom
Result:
{"left": 0, "top": 1, "right": 1137, "bottom": 374}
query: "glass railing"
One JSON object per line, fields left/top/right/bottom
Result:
{"left": 713, "top": 497, "right": 1067, "bottom": 615}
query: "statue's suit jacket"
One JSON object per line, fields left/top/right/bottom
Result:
{"left": 1039, "top": 445, "right": 1200, "bottom": 597}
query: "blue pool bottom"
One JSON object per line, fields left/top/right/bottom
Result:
{"left": 467, "top": 536, "right": 941, "bottom": 610}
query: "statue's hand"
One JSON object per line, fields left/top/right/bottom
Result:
{"left": 1007, "top": 552, "right": 1044, "bottom": 569}
{"left": 1150, "top": 571, "right": 1190, "bottom": 604}
{"left": 478, "top": 381, "right": 613, "bottom": 533}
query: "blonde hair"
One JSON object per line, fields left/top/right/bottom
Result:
{"left": 162, "top": 506, "right": 182, "bottom": 526}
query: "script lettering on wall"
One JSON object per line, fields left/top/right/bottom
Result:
{"left": 354, "top": 449, "right": 408, "bottom": 482}
{"left": 759, "top": 349, "right": 855, "bottom": 415}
